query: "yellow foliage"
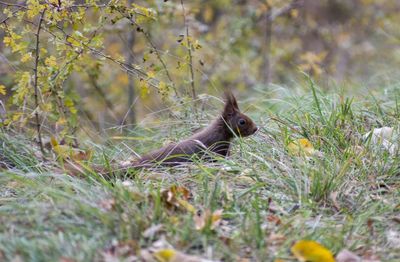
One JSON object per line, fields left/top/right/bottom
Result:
{"left": 139, "top": 80, "right": 150, "bottom": 98}
{"left": 299, "top": 51, "right": 327, "bottom": 76}
{"left": 0, "top": 85, "right": 6, "bottom": 96}
{"left": 291, "top": 240, "right": 335, "bottom": 262}
{"left": 147, "top": 70, "right": 156, "bottom": 78}
{"left": 21, "top": 53, "right": 33, "bottom": 63}
{"left": 194, "top": 209, "right": 223, "bottom": 230}
{"left": 50, "top": 136, "right": 70, "bottom": 160}
{"left": 45, "top": 56, "right": 58, "bottom": 68}
{"left": 287, "top": 138, "right": 316, "bottom": 156}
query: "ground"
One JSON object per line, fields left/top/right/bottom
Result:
{"left": 0, "top": 83, "right": 399, "bottom": 261}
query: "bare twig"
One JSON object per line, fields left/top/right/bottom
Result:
{"left": 0, "top": 1, "right": 27, "bottom": 8}
{"left": 180, "top": 0, "right": 196, "bottom": 100}
{"left": 142, "top": 31, "right": 179, "bottom": 97}
{"left": 33, "top": 9, "right": 46, "bottom": 155}
{"left": 40, "top": 19, "right": 160, "bottom": 88}
{"left": 122, "top": 13, "right": 179, "bottom": 98}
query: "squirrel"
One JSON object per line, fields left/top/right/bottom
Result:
{"left": 120, "top": 90, "right": 258, "bottom": 168}
{"left": 64, "top": 91, "right": 257, "bottom": 175}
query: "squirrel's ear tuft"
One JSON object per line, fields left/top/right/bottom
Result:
{"left": 223, "top": 90, "right": 239, "bottom": 117}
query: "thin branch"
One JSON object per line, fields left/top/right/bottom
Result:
{"left": 0, "top": 1, "right": 27, "bottom": 8}
{"left": 180, "top": 0, "right": 196, "bottom": 100}
{"left": 40, "top": 19, "right": 160, "bottom": 88}
{"left": 125, "top": 3, "right": 137, "bottom": 125}
{"left": 33, "top": 8, "right": 46, "bottom": 155}
{"left": 0, "top": 8, "right": 24, "bottom": 24}
{"left": 142, "top": 30, "right": 179, "bottom": 97}
{"left": 122, "top": 14, "right": 179, "bottom": 98}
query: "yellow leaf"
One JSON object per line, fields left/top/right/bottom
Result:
{"left": 0, "top": 85, "right": 6, "bottom": 96}
{"left": 154, "top": 249, "right": 176, "bottom": 262}
{"left": 291, "top": 240, "right": 335, "bottom": 262}
{"left": 176, "top": 198, "right": 196, "bottom": 214}
{"left": 21, "top": 53, "right": 32, "bottom": 63}
{"left": 50, "top": 136, "right": 59, "bottom": 147}
{"left": 287, "top": 138, "right": 316, "bottom": 156}
{"left": 56, "top": 117, "right": 67, "bottom": 126}
{"left": 139, "top": 80, "right": 150, "bottom": 98}
{"left": 45, "top": 56, "right": 57, "bottom": 67}
{"left": 40, "top": 48, "right": 48, "bottom": 55}
{"left": 161, "top": 185, "right": 195, "bottom": 213}
{"left": 290, "top": 9, "right": 299, "bottom": 18}
{"left": 147, "top": 70, "right": 155, "bottom": 78}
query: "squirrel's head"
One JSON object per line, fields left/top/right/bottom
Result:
{"left": 222, "top": 91, "right": 258, "bottom": 137}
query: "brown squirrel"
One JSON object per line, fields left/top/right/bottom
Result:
{"left": 63, "top": 91, "right": 257, "bottom": 175}
{"left": 121, "top": 91, "right": 258, "bottom": 168}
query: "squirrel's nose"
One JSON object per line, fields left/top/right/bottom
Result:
{"left": 252, "top": 126, "right": 259, "bottom": 134}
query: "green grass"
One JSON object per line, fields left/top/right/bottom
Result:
{"left": 1, "top": 83, "right": 400, "bottom": 261}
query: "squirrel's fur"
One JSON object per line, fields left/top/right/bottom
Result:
{"left": 122, "top": 91, "right": 258, "bottom": 168}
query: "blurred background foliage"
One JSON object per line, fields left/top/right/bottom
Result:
{"left": 0, "top": 0, "right": 400, "bottom": 144}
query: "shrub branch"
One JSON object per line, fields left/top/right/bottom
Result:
{"left": 33, "top": 9, "right": 46, "bottom": 155}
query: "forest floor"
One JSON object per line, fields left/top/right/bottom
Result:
{"left": 0, "top": 83, "right": 399, "bottom": 261}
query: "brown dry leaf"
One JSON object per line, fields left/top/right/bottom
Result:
{"left": 194, "top": 209, "right": 223, "bottom": 231}
{"left": 142, "top": 224, "right": 164, "bottom": 239}
{"left": 330, "top": 191, "right": 340, "bottom": 211}
{"left": 336, "top": 249, "right": 361, "bottom": 262}
{"left": 71, "top": 149, "right": 92, "bottom": 161}
{"left": 102, "top": 240, "right": 138, "bottom": 262}
{"left": 161, "top": 185, "right": 195, "bottom": 213}
{"left": 100, "top": 198, "right": 116, "bottom": 211}
{"left": 50, "top": 136, "right": 91, "bottom": 162}
{"left": 267, "top": 232, "right": 286, "bottom": 245}
{"left": 266, "top": 214, "right": 281, "bottom": 226}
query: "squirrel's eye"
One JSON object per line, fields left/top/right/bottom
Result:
{"left": 238, "top": 119, "right": 246, "bottom": 126}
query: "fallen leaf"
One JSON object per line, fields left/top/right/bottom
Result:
{"left": 162, "top": 185, "right": 195, "bottom": 213}
{"left": 152, "top": 248, "right": 214, "bottom": 262}
{"left": 142, "top": 224, "right": 163, "bottom": 238}
{"left": 50, "top": 136, "right": 89, "bottom": 161}
{"left": 194, "top": 209, "right": 223, "bottom": 231}
{"left": 330, "top": 191, "right": 340, "bottom": 211}
{"left": 267, "top": 232, "right": 286, "bottom": 245}
{"left": 364, "top": 127, "right": 398, "bottom": 154}
{"left": 386, "top": 230, "right": 400, "bottom": 249}
{"left": 336, "top": 249, "right": 361, "bottom": 262}
{"left": 99, "top": 198, "right": 116, "bottom": 211}
{"left": 154, "top": 249, "right": 176, "bottom": 262}
{"left": 102, "top": 240, "right": 138, "bottom": 262}
{"left": 291, "top": 240, "right": 335, "bottom": 262}
{"left": 266, "top": 214, "right": 281, "bottom": 225}
{"left": 288, "top": 138, "right": 317, "bottom": 156}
